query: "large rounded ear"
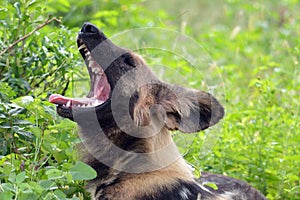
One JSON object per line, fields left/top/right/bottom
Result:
{"left": 168, "top": 89, "right": 224, "bottom": 133}
{"left": 133, "top": 84, "right": 224, "bottom": 133}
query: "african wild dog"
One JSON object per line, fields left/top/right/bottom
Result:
{"left": 49, "top": 23, "right": 267, "bottom": 200}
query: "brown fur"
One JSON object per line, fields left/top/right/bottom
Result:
{"left": 53, "top": 23, "right": 267, "bottom": 200}
{"left": 95, "top": 159, "right": 193, "bottom": 199}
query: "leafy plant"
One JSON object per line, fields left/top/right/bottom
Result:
{"left": 0, "top": 0, "right": 299, "bottom": 199}
{"left": 0, "top": 0, "right": 96, "bottom": 199}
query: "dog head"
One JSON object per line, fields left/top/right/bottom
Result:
{"left": 49, "top": 23, "right": 224, "bottom": 135}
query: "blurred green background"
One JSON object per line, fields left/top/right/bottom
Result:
{"left": 0, "top": 0, "right": 299, "bottom": 199}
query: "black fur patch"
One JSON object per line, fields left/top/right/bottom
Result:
{"left": 138, "top": 180, "right": 213, "bottom": 200}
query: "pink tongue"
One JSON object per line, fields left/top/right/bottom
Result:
{"left": 49, "top": 94, "right": 96, "bottom": 105}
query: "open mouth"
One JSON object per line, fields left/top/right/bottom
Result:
{"left": 49, "top": 39, "right": 111, "bottom": 111}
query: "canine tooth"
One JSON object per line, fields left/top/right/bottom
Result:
{"left": 66, "top": 101, "right": 71, "bottom": 107}
{"left": 78, "top": 44, "right": 86, "bottom": 50}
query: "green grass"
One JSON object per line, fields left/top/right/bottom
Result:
{"left": 0, "top": 0, "right": 299, "bottom": 199}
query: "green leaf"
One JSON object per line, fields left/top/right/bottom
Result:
{"left": 18, "top": 182, "right": 31, "bottom": 192}
{"left": 14, "top": 128, "right": 33, "bottom": 138}
{"left": 8, "top": 173, "right": 16, "bottom": 183}
{"left": 14, "top": 119, "right": 32, "bottom": 125}
{"left": 8, "top": 106, "right": 24, "bottom": 116}
{"left": 1, "top": 183, "right": 15, "bottom": 192}
{"left": 203, "top": 182, "right": 218, "bottom": 190}
{"left": 0, "top": 190, "right": 13, "bottom": 199}
{"left": 45, "top": 169, "right": 64, "bottom": 180}
{"left": 18, "top": 192, "right": 38, "bottom": 200}
{"left": 14, "top": 2, "right": 21, "bottom": 17}
{"left": 16, "top": 171, "right": 26, "bottom": 184}
{"left": 53, "top": 189, "right": 67, "bottom": 199}
{"left": 30, "top": 126, "right": 42, "bottom": 138}
{"left": 38, "top": 180, "right": 56, "bottom": 190}
{"left": 69, "top": 161, "right": 97, "bottom": 181}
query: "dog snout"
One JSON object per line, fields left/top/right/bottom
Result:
{"left": 81, "top": 22, "right": 98, "bottom": 34}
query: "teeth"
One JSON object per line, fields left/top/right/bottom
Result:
{"left": 85, "top": 51, "right": 90, "bottom": 56}
{"left": 78, "top": 44, "right": 86, "bottom": 50}
{"left": 87, "top": 56, "right": 92, "bottom": 61}
{"left": 71, "top": 100, "right": 102, "bottom": 108}
{"left": 92, "top": 67, "right": 104, "bottom": 75}
{"left": 92, "top": 67, "right": 98, "bottom": 73}
{"left": 66, "top": 101, "right": 71, "bottom": 107}
{"left": 86, "top": 57, "right": 104, "bottom": 75}
{"left": 86, "top": 103, "right": 91, "bottom": 107}
{"left": 89, "top": 60, "right": 95, "bottom": 68}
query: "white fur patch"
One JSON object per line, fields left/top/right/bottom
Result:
{"left": 218, "top": 190, "right": 247, "bottom": 200}
{"left": 179, "top": 186, "right": 192, "bottom": 199}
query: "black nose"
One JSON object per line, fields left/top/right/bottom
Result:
{"left": 81, "top": 23, "right": 98, "bottom": 33}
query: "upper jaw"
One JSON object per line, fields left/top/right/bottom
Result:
{"left": 77, "top": 39, "right": 89, "bottom": 60}
{"left": 77, "top": 39, "right": 105, "bottom": 80}
{"left": 48, "top": 24, "right": 112, "bottom": 119}
{"left": 76, "top": 37, "right": 111, "bottom": 104}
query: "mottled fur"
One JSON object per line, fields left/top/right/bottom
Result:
{"left": 55, "top": 23, "right": 267, "bottom": 200}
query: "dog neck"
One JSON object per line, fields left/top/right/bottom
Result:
{"left": 79, "top": 127, "right": 195, "bottom": 199}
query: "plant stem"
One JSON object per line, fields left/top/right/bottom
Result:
{"left": 0, "top": 17, "right": 61, "bottom": 57}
